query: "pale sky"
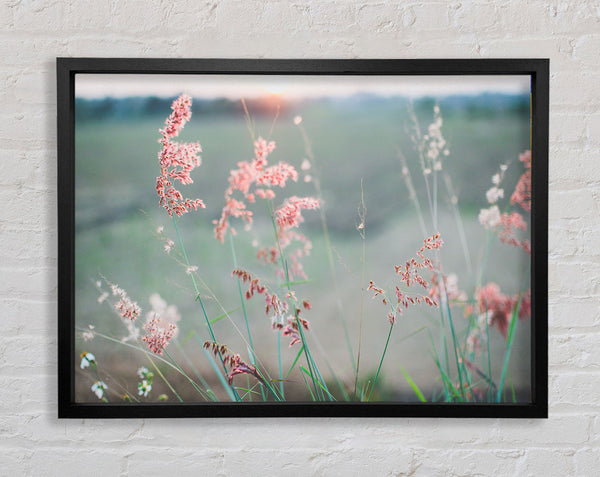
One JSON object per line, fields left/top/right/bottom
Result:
{"left": 76, "top": 74, "right": 531, "bottom": 100}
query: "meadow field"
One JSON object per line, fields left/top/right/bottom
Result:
{"left": 75, "top": 93, "right": 532, "bottom": 403}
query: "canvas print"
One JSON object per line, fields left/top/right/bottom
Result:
{"left": 73, "top": 73, "right": 533, "bottom": 405}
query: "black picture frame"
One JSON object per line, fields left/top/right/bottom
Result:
{"left": 58, "top": 58, "right": 548, "bottom": 418}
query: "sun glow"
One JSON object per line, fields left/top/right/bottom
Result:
{"left": 263, "top": 82, "right": 288, "bottom": 95}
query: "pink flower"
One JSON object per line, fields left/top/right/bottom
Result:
{"left": 511, "top": 150, "right": 531, "bottom": 212}
{"left": 146, "top": 293, "right": 180, "bottom": 337}
{"left": 203, "top": 341, "right": 264, "bottom": 385}
{"left": 110, "top": 284, "right": 141, "bottom": 321}
{"left": 213, "top": 197, "right": 253, "bottom": 243}
{"left": 275, "top": 196, "right": 319, "bottom": 230}
{"left": 476, "top": 283, "right": 531, "bottom": 339}
{"left": 394, "top": 233, "right": 443, "bottom": 290}
{"left": 498, "top": 212, "right": 530, "bottom": 254}
{"left": 257, "top": 162, "right": 298, "bottom": 188}
{"left": 293, "top": 115, "right": 303, "bottom": 125}
{"left": 160, "top": 94, "right": 192, "bottom": 138}
{"left": 282, "top": 316, "right": 309, "bottom": 347}
{"left": 428, "top": 273, "right": 467, "bottom": 305}
{"left": 214, "top": 137, "right": 300, "bottom": 243}
{"left": 142, "top": 314, "right": 176, "bottom": 355}
{"left": 369, "top": 234, "right": 443, "bottom": 323}
{"left": 156, "top": 94, "right": 206, "bottom": 217}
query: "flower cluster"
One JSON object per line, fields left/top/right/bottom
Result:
{"left": 232, "top": 268, "right": 288, "bottom": 325}
{"left": 137, "top": 366, "right": 154, "bottom": 398}
{"left": 203, "top": 341, "right": 264, "bottom": 385}
{"left": 511, "top": 150, "right": 532, "bottom": 212}
{"left": 427, "top": 273, "right": 467, "bottom": 306}
{"left": 141, "top": 314, "right": 177, "bottom": 355}
{"left": 415, "top": 104, "right": 450, "bottom": 175}
{"left": 145, "top": 293, "right": 180, "bottom": 338}
{"left": 394, "top": 233, "right": 443, "bottom": 289}
{"left": 475, "top": 283, "right": 531, "bottom": 339}
{"left": 80, "top": 352, "right": 95, "bottom": 369}
{"left": 214, "top": 137, "right": 299, "bottom": 242}
{"left": 369, "top": 233, "right": 443, "bottom": 324}
{"left": 478, "top": 150, "right": 531, "bottom": 254}
{"left": 110, "top": 283, "right": 141, "bottom": 321}
{"left": 275, "top": 196, "right": 320, "bottom": 230}
{"left": 231, "top": 268, "right": 310, "bottom": 346}
{"left": 272, "top": 197, "right": 320, "bottom": 279}
{"left": 156, "top": 94, "right": 206, "bottom": 217}
{"left": 280, "top": 315, "right": 310, "bottom": 347}
{"left": 91, "top": 380, "right": 107, "bottom": 400}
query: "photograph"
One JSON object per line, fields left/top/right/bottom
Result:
{"left": 69, "top": 66, "right": 536, "bottom": 410}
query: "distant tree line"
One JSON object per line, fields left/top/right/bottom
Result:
{"left": 75, "top": 94, "right": 529, "bottom": 122}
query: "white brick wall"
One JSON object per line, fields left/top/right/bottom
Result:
{"left": 1, "top": 0, "right": 598, "bottom": 475}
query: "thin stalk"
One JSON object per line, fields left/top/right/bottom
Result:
{"left": 245, "top": 346, "right": 266, "bottom": 401}
{"left": 426, "top": 328, "right": 451, "bottom": 401}
{"left": 278, "top": 329, "right": 284, "bottom": 398}
{"left": 266, "top": 199, "right": 322, "bottom": 399}
{"left": 229, "top": 231, "right": 256, "bottom": 354}
{"left": 143, "top": 349, "right": 182, "bottom": 403}
{"left": 199, "top": 340, "right": 237, "bottom": 402}
{"left": 171, "top": 216, "right": 241, "bottom": 401}
{"left": 443, "top": 172, "right": 473, "bottom": 277}
{"left": 441, "top": 291, "right": 465, "bottom": 400}
{"left": 163, "top": 349, "right": 212, "bottom": 401}
{"left": 354, "top": 179, "right": 367, "bottom": 398}
{"left": 496, "top": 292, "right": 524, "bottom": 402}
{"left": 485, "top": 307, "right": 493, "bottom": 401}
{"left": 174, "top": 338, "right": 214, "bottom": 396}
{"left": 366, "top": 323, "right": 394, "bottom": 402}
{"left": 397, "top": 150, "right": 428, "bottom": 237}
{"left": 298, "top": 122, "right": 356, "bottom": 374}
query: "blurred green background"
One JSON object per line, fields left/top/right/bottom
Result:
{"left": 74, "top": 90, "right": 531, "bottom": 403}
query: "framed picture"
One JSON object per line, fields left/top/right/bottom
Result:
{"left": 58, "top": 58, "right": 548, "bottom": 418}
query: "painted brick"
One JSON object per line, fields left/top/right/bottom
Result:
{"left": 0, "top": 0, "right": 599, "bottom": 475}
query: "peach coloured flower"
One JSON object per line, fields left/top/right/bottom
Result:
{"left": 141, "top": 315, "right": 176, "bottom": 355}
{"left": 511, "top": 150, "right": 531, "bottom": 212}
{"left": 156, "top": 94, "right": 205, "bottom": 217}
{"left": 110, "top": 283, "right": 141, "bottom": 321}
{"left": 214, "top": 137, "right": 299, "bottom": 243}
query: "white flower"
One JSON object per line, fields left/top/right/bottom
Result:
{"left": 97, "top": 291, "right": 109, "bottom": 304}
{"left": 186, "top": 265, "right": 198, "bottom": 275}
{"left": 304, "top": 175, "right": 312, "bottom": 183}
{"left": 301, "top": 159, "right": 311, "bottom": 171}
{"left": 80, "top": 352, "right": 95, "bottom": 369}
{"left": 91, "top": 381, "right": 107, "bottom": 399}
{"left": 82, "top": 325, "right": 95, "bottom": 342}
{"left": 478, "top": 206, "right": 501, "bottom": 229}
{"left": 121, "top": 319, "right": 140, "bottom": 343}
{"left": 164, "top": 239, "right": 175, "bottom": 253}
{"left": 137, "top": 366, "right": 149, "bottom": 379}
{"left": 500, "top": 164, "right": 508, "bottom": 172}
{"left": 293, "top": 115, "right": 302, "bottom": 125}
{"left": 156, "top": 225, "right": 164, "bottom": 234}
{"left": 492, "top": 173, "right": 501, "bottom": 186}
{"left": 138, "top": 380, "right": 152, "bottom": 397}
{"left": 486, "top": 186, "right": 504, "bottom": 204}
